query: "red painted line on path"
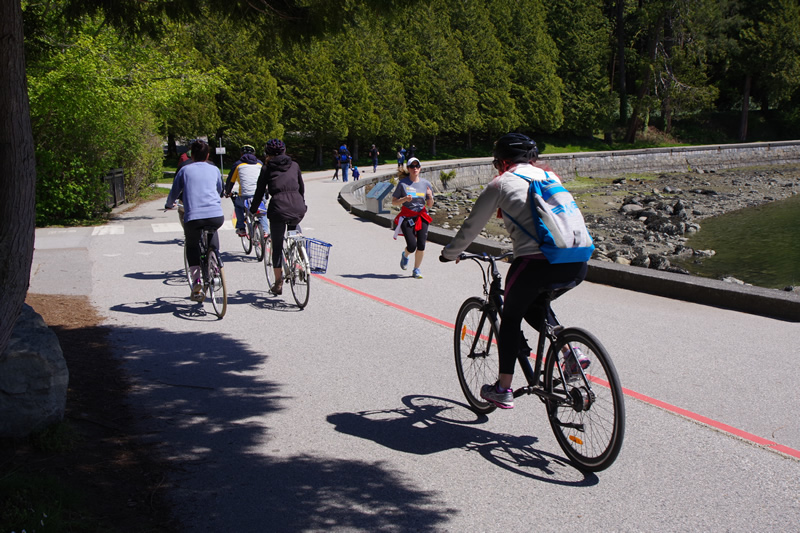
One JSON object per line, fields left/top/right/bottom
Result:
{"left": 315, "top": 274, "right": 800, "bottom": 460}
{"left": 316, "top": 274, "right": 452, "bottom": 329}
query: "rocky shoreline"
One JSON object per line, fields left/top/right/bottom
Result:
{"left": 425, "top": 165, "right": 800, "bottom": 290}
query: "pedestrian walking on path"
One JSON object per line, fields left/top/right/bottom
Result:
{"left": 332, "top": 150, "right": 341, "bottom": 181}
{"left": 370, "top": 144, "right": 380, "bottom": 172}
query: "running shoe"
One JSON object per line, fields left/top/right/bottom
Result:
{"left": 412, "top": 268, "right": 422, "bottom": 279}
{"left": 480, "top": 382, "right": 514, "bottom": 409}
{"left": 562, "top": 346, "right": 591, "bottom": 381}
{"left": 270, "top": 281, "right": 283, "bottom": 296}
{"left": 236, "top": 228, "right": 247, "bottom": 237}
{"left": 191, "top": 281, "right": 205, "bottom": 302}
{"left": 400, "top": 252, "right": 409, "bottom": 270}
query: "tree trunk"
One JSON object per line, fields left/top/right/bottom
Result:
{"left": 616, "top": 0, "right": 627, "bottom": 126}
{"left": 167, "top": 131, "right": 177, "bottom": 157}
{"left": 739, "top": 75, "right": 751, "bottom": 142}
{"left": 661, "top": 95, "right": 672, "bottom": 133}
{"left": 431, "top": 135, "right": 437, "bottom": 157}
{"left": 0, "top": 0, "right": 37, "bottom": 355}
{"left": 624, "top": 11, "right": 663, "bottom": 143}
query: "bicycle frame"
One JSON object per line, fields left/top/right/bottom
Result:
{"left": 464, "top": 253, "right": 582, "bottom": 406}
{"left": 455, "top": 252, "right": 625, "bottom": 471}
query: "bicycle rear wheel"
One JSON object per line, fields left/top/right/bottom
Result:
{"left": 544, "top": 328, "right": 625, "bottom": 472}
{"left": 289, "top": 242, "right": 310, "bottom": 308}
{"left": 454, "top": 297, "right": 499, "bottom": 414}
{"left": 240, "top": 219, "right": 253, "bottom": 254}
{"left": 253, "top": 222, "right": 264, "bottom": 262}
{"left": 206, "top": 250, "right": 227, "bottom": 318}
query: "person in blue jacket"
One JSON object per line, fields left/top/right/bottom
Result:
{"left": 338, "top": 144, "right": 351, "bottom": 182}
{"left": 165, "top": 140, "right": 224, "bottom": 302}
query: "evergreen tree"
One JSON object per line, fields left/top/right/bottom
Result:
{"left": 735, "top": 0, "right": 800, "bottom": 140}
{"left": 188, "top": 15, "right": 284, "bottom": 148}
{"left": 490, "top": 0, "right": 564, "bottom": 134}
{"left": 451, "top": 0, "right": 520, "bottom": 142}
{"left": 276, "top": 38, "right": 348, "bottom": 165}
{"left": 390, "top": 2, "right": 479, "bottom": 155}
{"left": 357, "top": 17, "right": 410, "bottom": 148}
{"left": 336, "top": 19, "right": 381, "bottom": 161}
{"left": 547, "top": 0, "right": 615, "bottom": 136}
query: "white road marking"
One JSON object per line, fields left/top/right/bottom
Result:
{"left": 152, "top": 223, "right": 184, "bottom": 233}
{"left": 92, "top": 225, "right": 124, "bottom": 235}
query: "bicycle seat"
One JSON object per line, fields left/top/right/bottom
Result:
{"left": 531, "top": 281, "right": 580, "bottom": 311}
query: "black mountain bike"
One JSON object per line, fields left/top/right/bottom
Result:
{"left": 453, "top": 252, "right": 625, "bottom": 471}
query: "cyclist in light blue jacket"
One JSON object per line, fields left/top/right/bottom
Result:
{"left": 166, "top": 140, "right": 224, "bottom": 301}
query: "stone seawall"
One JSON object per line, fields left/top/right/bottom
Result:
{"left": 419, "top": 140, "right": 800, "bottom": 190}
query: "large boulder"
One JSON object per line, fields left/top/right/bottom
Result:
{"left": 0, "top": 303, "right": 68, "bottom": 438}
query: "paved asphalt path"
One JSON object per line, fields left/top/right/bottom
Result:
{"left": 31, "top": 163, "right": 800, "bottom": 531}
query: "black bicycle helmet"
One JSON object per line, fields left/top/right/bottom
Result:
{"left": 493, "top": 133, "right": 538, "bottom": 163}
{"left": 241, "top": 144, "right": 255, "bottom": 155}
{"left": 264, "top": 138, "right": 286, "bottom": 156}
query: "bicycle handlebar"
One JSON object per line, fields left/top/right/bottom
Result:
{"left": 457, "top": 251, "right": 513, "bottom": 263}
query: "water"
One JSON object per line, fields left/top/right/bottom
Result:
{"left": 676, "top": 194, "right": 800, "bottom": 289}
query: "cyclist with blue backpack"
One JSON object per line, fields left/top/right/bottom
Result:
{"left": 439, "top": 133, "right": 591, "bottom": 409}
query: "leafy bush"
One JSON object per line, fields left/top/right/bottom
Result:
{"left": 25, "top": 14, "right": 217, "bottom": 225}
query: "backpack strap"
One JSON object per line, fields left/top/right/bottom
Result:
{"left": 502, "top": 172, "right": 540, "bottom": 244}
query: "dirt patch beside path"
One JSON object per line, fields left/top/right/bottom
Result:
{"left": 1, "top": 294, "right": 177, "bottom": 532}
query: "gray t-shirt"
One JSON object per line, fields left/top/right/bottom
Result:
{"left": 392, "top": 177, "right": 432, "bottom": 212}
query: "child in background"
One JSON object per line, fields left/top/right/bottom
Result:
{"left": 353, "top": 166, "right": 360, "bottom": 181}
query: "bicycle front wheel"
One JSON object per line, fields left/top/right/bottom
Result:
{"left": 206, "top": 250, "right": 227, "bottom": 318}
{"left": 240, "top": 220, "right": 253, "bottom": 254}
{"left": 263, "top": 234, "right": 275, "bottom": 287}
{"left": 253, "top": 222, "right": 265, "bottom": 262}
{"left": 544, "top": 328, "right": 625, "bottom": 472}
{"left": 183, "top": 245, "right": 193, "bottom": 290}
{"left": 454, "top": 297, "right": 499, "bottom": 415}
{"left": 289, "top": 242, "right": 310, "bottom": 308}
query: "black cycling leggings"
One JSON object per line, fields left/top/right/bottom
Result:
{"left": 270, "top": 218, "right": 299, "bottom": 268}
{"left": 400, "top": 217, "right": 429, "bottom": 253}
{"left": 498, "top": 257, "right": 588, "bottom": 375}
{"left": 184, "top": 216, "right": 224, "bottom": 266}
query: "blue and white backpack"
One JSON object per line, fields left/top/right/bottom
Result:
{"left": 503, "top": 171, "right": 595, "bottom": 264}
